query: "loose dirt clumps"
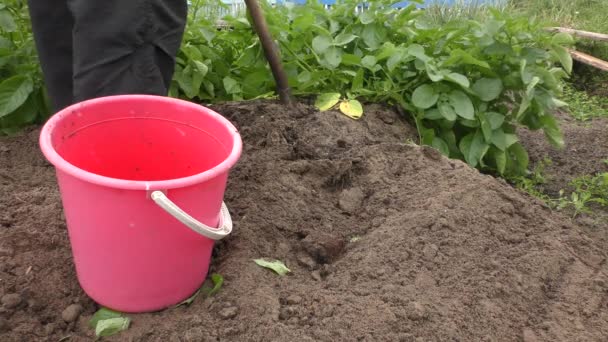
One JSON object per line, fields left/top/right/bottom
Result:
{"left": 1, "top": 100, "right": 607, "bottom": 341}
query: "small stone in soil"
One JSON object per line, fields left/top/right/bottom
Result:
{"left": 338, "top": 187, "right": 365, "bottom": 214}
{"left": 311, "top": 270, "right": 322, "bottom": 281}
{"left": 61, "top": 304, "right": 83, "bottom": 322}
{"left": 522, "top": 328, "right": 540, "bottom": 342}
{"left": 296, "top": 252, "right": 317, "bottom": 270}
{"left": 286, "top": 295, "right": 303, "bottom": 305}
{"left": 1, "top": 293, "right": 22, "bottom": 309}
{"left": 219, "top": 306, "right": 238, "bottom": 319}
{"left": 406, "top": 301, "right": 428, "bottom": 321}
{"left": 0, "top": 317, "right": 9, "bottom": 333}
{"left": 44, "top": 323, "right": 56, "bottom": 336}
{"left": 422, "top": 244, "right": 439, "bottom": 261}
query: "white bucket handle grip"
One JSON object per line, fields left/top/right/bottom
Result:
{"left": 151, "top": 191, "right": 232, "bottom": 240}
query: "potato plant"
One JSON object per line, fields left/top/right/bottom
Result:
{"left": 0, "top": 0, "right": 49, "bottom": 134}
{"left": 174, "top": 0, "right": 572, "bottom": 176}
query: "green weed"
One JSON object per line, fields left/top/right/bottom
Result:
{"left": 557, "top": 172, "right": 608, "bottom": 217}
{"left": 561, "top": 83, "right": 608, "bottom": 121}
{"left": 510, "top": 158, "right": 553, "bottom": 202}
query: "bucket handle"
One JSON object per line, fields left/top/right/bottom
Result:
{"left": 151, "top": 191, "right": 232, "bottom": 240}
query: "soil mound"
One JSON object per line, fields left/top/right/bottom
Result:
{"left": 1, "top": 100, "right": 607, "bottom": 341}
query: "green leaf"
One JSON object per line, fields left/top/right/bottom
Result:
{"left": 202, "top": 273, "right": 224, "bottom": 297}
{"left": 312, "top": 35, "right": 332, "bottom": 54}
{"left": 494, "top": 148, "right": 507, "bottom": 174}
{"left": 448, "top": 90, "right": 474, "bottom": 120}
{"left": 421, "top": 126, "right": 435, "bottom": 145}
{"left": 254, "top": 259, "right": 291, "bottom": 276}
{"left": 441, "top": 49, "right": 490, "bottom": 69}
{"left": 387, "top": 51, "right": 406, "bottom": 72}
{"left": 491, "top": 128, "right": 518, "bottom": 151}
{"left": 483, "top": 19, "right": 505, "bottom": 36}
{"left": 540, "top": 114, "right": 564, "bottom": 148}
{"left": 408, "top": 44, "right": 430, "bottom": 62}
{"left": 485, "top": 112, "right": 504, "bottom": 130}
{"left": 315, "top": 93, "right": 341, "bottom": 111}
{"left": 361, "top": 24, "right": 386, "bottom": 49}
{"left": 352, "top": 69, "right": 364, "bottom": 92}
{"left": 95, "top": 317, "right": 131, "bottom": 338}
{"left": 553, "top": 45, "right": 572, "bottom": 74}
{"left": 339, "top": 100, "right": 363, "bottom": 119}
{"left": 0, "top": 10, "right": 16, "bottom": 32}
{"left": 425, "top": 63, "right": 444, "bottom": 82}
{"left": 361, "top": 55, "right": 377, "bottom": 69}
{"left": 459, "top": 131, "right": 487, "bottom": 168}
{"left": 424, "top": 108, "right": 442, "bottom": 120}
{"left": 508, "top": 142, "right": 529, "bottom": 175}
{"left": 1, "top": 95, "right": 38, "bottom": 128}
{"left": 334, "top": 33, "right": 357, "bottom": 46}
{"left": 223, "top": 77, "right": 240, "bottom": 95}
{"left": 200, "top": 27, "right": 216, "bottom": 43}
{"left": 472, "top": 78, "right": 503, "bottom": 101}
{"left": 359, "top": 11, "right": 375, "bottom": 25}
{"left": 293, "top": 12, "right": 314, "bottom": 31}
{"left": 438, "top": 101, "right": 457, "bottom": 121}
{"left": 552, "top": 32, "right": 574, "bottom": 45}
{"left": 192, "top": 61, "right": 209, "bottom": 78}
{"left": 297, "top": 70, "right": 311, "bottom": 83}
{"left": 444, "top": 73, "right": 470, "bottom": 88}
{"left": 89, "top": 308, "right": 123, "bottom": 329}
{"left": 341, "top": 54, "right": 361, "bottom": 66}
{"left": 323, "top": 46, "right": 342, "bottom": 69}
{"left": 412, "top": 84, "right": 439, "bottom": 109}
{"left": 432, "top": 136, "right": 449, "bottom": 156}
{"left": 174, "top": 273, "right": 224, "bottom": 308}
{"left": 0, "top": 76, "right": 34, "bottom": 118}
{"left": 479, "top": 112, "right": 492, "bottom": 142}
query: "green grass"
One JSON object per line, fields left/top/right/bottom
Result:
{"left": 561, "top": 84, "right": 608, "bottom": 121}
{"left": 507, "top": 0, "right": 608, "bottom": 34}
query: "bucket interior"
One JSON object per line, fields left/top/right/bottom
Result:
{"left": 48, "top": 98, "right": 236, "bottom": 181}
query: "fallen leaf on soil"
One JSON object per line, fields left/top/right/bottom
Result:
{"left": 254, "top": 259, "right": 291, "bottom": 276}
{"left": 175, "top": 273, "right": 224, "bottom": 307}
{"left": 95, "top": 317, "right": 131, "bottom": 338}
{"left": 89, "top": 308, "right": 122, "bottom": 328}
{"left": 89, "top": 307, "right": 130, "bottom": 338}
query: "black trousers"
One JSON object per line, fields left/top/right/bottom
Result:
{"left": 27, "top": 0, "right": 188, "bottom": 113}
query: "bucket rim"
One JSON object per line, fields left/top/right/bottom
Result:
{"left": 39, "top": 94, "right": 243, "bottom": 191}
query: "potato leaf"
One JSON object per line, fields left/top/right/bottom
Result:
{"left": 254, "top": 259, "right": 291, "bottom": 276}
{"left": 412, "top": 84, "right": 438, "bottom": 109}
{"left": 95, "top": 317, "right": 131, "bottom": 338}
{"left": 472, "top": 78, "right": 503, "bottom": 101}
{"left": 89, "top": 308, "right": 123, "bottom": 329}
{"left": 339, "top": 99, "right": 363, "bottom": 119}
{"left": 315, "top": 93, "right": 341, "bottom": 111}
{"left": 448, "top": 90, "right": 474, "bottom": 120}
{"left": 0, "top": 76, "right": 33, "bottom": 119}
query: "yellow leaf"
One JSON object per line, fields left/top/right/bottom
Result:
{"left": 339, "top": 99, "right": 363, "bottom": 119}
{"left": 315, "top": 93, "right": 341, "bottom": 111}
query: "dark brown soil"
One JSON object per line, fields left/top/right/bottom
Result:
{"left": 1, "top": 100, "right": 608, "bottom": 342}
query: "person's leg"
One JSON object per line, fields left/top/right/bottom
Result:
{"left": 27, "top": 0, "right": 74, "bottom": 112}
{"left": 67, "top": 0, "right": 188, "bottom": 103}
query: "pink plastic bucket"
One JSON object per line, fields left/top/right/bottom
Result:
{"left": 39, "top": 95, "right": 242, "bottom": 312}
